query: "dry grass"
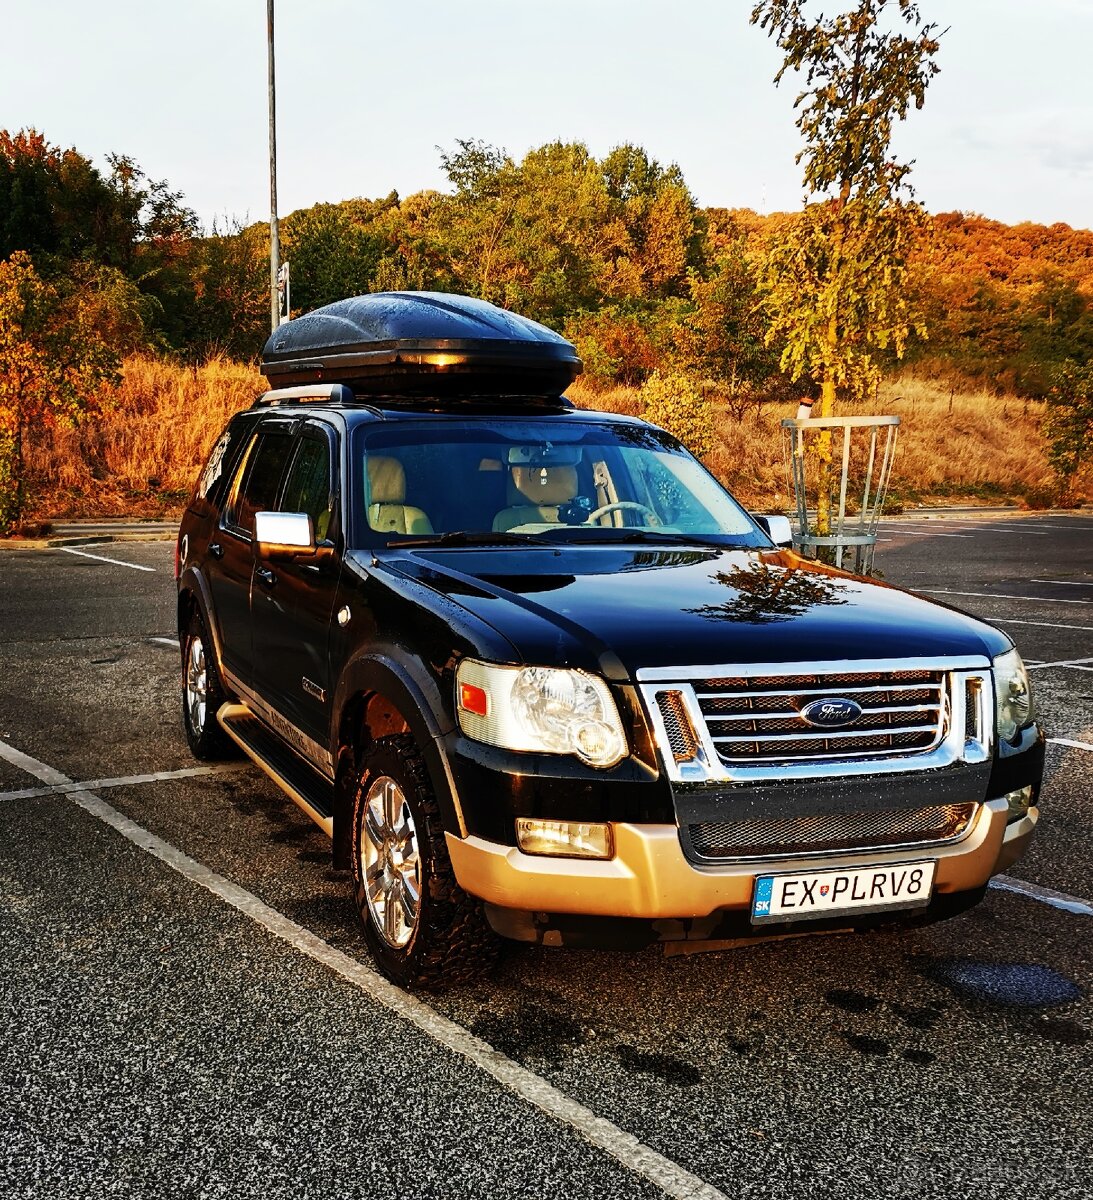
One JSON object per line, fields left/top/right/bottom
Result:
{"left": 22, "top": 358, "right": 1083, "bottom": 521}
{"left": 26, "top": 355, "right": 264, "bottom": 519}
{"left": 570, "top": 374, "right": 1076, "bottom": 511}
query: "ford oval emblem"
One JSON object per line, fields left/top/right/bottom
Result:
{"left": 800, "top": 697, "right": 863, "bottom": 728}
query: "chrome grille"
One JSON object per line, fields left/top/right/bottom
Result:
{"left": 694, "top": 669, "right": 947, "bottom": 764}
{"left": 687, "top": 802, "right": 978, "bottom": 862}
{"left": 655, "top": 690, "right": 700, "bottom": 764}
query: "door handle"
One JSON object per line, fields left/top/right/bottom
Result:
{"left": 209, "top": 542, "right": 224, "bottom": 559}
{"left": 256, "top": 566, "right": 277, "bottom": 587}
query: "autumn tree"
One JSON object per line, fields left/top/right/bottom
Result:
{"left": 751, "top": 0, "right": 941, "bottom": 540}
{"left": 750, "top": 0, "right": 940, "bottom": 412}
{"left": 0, "top": 252, "right": 122, "bottom": 529}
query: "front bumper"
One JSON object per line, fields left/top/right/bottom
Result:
{"left": 446, "top": 798, "right": 1038, "bottom": 923}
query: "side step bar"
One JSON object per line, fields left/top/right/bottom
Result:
{"left": 218, "top": 702, "right": 334, "bottom": 838}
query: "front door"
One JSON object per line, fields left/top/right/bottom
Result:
{"left": 207, "top": 419, "right": 297, "bottom": 687}
{"left": 250, "top": 420, "right": 342, "bottom": 755}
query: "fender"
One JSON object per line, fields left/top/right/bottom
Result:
{"left": 177, "top": 565, "right": 222, "bottom": 671}
{"left": 331, "top": 648, "right": 466, "bottom": 870}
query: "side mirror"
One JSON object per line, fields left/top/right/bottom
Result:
{"left": 754, "top": 514, "right": 794, "bottom": 548}
{"left": 254, "top": 511, "right": 333, "bottom": 562}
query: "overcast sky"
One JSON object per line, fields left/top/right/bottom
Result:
{"left": 4, "top": 0, "right": 1091, "bottom": 232}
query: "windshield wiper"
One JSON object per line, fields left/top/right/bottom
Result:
{"left": 392, "top": 530, "right": 548, "bottom": 548}
{"left": 544, "top": 528, "right": 739, "bottom": 547}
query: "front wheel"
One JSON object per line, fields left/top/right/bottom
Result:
{"left": 351, "top": 734, "right": 500, "bottom": 990}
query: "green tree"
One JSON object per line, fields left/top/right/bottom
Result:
{"left": 600, "top": 145, "right": 704, "bottom": 300}
{"left": 1043, "top": 360, "right": 1093, "bottom": 502}
{"left": 370, "top": 190, "right": 458, "bottom": 294}
{"left": 1016, "top": 273, "right": 1093, "bottom": 394}
{"left": 281, "top": 202, "right": 386, "bottom": 314}
{"left": 0, "top": 130, "right": 199, "bottom": 353}
{"left": 0, "top": 251, "right": 122, "bottom": 529}
{"left": 183, "top": 218, "right": 270, "bottom": 360}
{"left": 434, "top": 139, "right": 616, "bottom": 324}
{"left": 675, "top": 245, "right": 790, "bottom": 417}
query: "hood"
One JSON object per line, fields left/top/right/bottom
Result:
{"left": 379, "top": 545, "right": 1010, "bottom": 680}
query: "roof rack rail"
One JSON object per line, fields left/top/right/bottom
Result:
{"left": 254, "top": 383, "right": 356, "bottom": 407}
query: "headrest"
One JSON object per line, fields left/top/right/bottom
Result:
{"left": 508, "top": 465, "right": 578, "bottom": 507}
{"left": 367, "top": 456, "right": 406, "bottom": 504}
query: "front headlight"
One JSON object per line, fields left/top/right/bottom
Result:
{"left": 993, "top": 648, "right": 1034, "bottom": 742}
{"left": 455, "top": 660, "right": 627, "bottom": 768}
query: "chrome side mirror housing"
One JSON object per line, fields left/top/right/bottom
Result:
{"left": 753, "top": 514, "right": 794, "bottom": 548}
{"left": 254, "top": 510, "right": 323, "bottom": 560}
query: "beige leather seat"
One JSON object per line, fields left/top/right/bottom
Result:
{"left": 366, "top": 456, "right": 433, "bottom": 535}
{"left": 493, "top": 465, "right": 578, "bottom": 532}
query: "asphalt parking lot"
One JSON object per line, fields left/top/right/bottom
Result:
{"left": 1, "top": 511, "right": 1091, "bottom": 1200}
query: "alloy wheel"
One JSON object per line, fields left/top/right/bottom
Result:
{"left": 185, "top": 635, "right": 207, "bottom": 733}
{"left": 360, "top": 776, "right": 422, "bottom": 948}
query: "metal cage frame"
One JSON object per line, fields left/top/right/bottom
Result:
{"left": 781, "top": 414, "right": 900, "bottom": 574}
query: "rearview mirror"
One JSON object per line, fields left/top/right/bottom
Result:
{"left": 506, "top": 444, "right": 583, "bottom": 467}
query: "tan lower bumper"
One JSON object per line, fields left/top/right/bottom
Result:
{"left": 445, "top": 800, "right": 1037, "bottom": 920}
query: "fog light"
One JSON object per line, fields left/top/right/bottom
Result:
{"left": 1004, "top": 785, "right": 1033, "bottom": 823}
{"left": 515, "top": 819, "right": 614, "bottom": 859}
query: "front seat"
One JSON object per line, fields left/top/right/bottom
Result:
{"left": 493, "top": 465, "right": 578, "bottom": 532}
{"left": 366, "top": 456, "right": 433, "bottom": 535}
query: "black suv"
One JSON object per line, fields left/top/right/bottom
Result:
{"left": 176, "top": 291, "right": 1043, "bottom": 989}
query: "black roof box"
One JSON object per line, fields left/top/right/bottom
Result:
{"left": 260, "top": 291, "right": 582, "bottom": 397}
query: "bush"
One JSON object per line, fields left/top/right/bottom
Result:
{"left": 639, "top": 370, "right": 715, "bottom": 459}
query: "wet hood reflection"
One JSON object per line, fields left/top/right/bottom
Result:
{"left": 382, "top": 545, "right": 1011, "bottom": 676}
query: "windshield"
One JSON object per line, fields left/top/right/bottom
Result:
{"left": 352, "top": 416, "right": 769, "bottom": 549}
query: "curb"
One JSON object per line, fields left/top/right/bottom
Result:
{"left": 1, "top": 532, "right": 177, "bottom": 551}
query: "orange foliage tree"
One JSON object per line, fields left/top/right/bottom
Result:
{"left": 0, "top": 252, "right": 120, "bottom": 530}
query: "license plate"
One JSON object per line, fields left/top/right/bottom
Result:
{"left": 751, "top": 861, "right": 936, "bottom": 924}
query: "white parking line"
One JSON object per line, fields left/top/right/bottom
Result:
{"left": 0, "top": 736, "right": 727, "bottom": 1200}
{"left": 990, "top": 876, "right": 1093, "bottom": 917}
{"left": 916, "top": 530, "right": 1051, "bottom": 540}
{"left": 1048, "top": 737, "right": 1093, "bottom": 753}
{"left": 1027, "top": 658, "right": 1093, "bottom": 672}
{"left": 879, "top": 528, "right": 973, "bottom": 538}
{"left": 1031, "top": 579, "right": 1093, "bottom": 588}
{"left": 0, "top": 765, "right": 243, "bottom": 802}
{"left": 921, "top": 588, "right": 1093, "bottom": 606}
{"left": 149, "top": 637, "right": 179, "bottom": 647}
{"left": 60, "top": 547, "right": 156, "bottom": 573}
{"left": 984, "top": 522, "right": 1093, "bottom": 532}
{"left": 998, "top": 618, "right": 1093, "bottom": 633}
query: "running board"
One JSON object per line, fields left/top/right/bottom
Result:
{"left": 217, "top": 703, "right": 334, "bottom": 838}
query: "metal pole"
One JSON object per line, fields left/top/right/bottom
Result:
{"left": 267, "top": 0, "right": 280, "bottom": 333}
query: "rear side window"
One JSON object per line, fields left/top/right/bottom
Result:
{"left": 223, "top": 425, "right": 296, "bottom": 537}
{"left": 193, "top": 416, "right": 253, "bottom": 505}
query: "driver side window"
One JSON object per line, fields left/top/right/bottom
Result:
{"left": 281, "top": 432, "right": 334, "bottom": 541}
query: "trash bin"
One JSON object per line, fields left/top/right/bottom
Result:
{"left": 781, "top": 414, "right": 900, "bottom": 574}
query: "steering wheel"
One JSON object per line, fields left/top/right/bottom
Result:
{"left": 586, "top": 501, "right": 659, "bottom": 526}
